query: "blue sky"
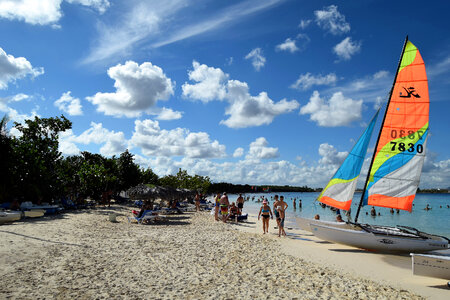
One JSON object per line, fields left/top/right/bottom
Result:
{"left": 1, "top": 0, "right": 449, "bottom": 188}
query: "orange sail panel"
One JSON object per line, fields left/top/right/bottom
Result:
{"left": 364, "top": 40, "right": 429, "bottom": 211}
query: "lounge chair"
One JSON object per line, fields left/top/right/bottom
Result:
{"left": 127, "top": 210, "right": 166, "bottom": 224}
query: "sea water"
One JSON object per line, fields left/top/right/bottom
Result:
{"left": 224, "top": 192, "right": 450, "bottom": 238}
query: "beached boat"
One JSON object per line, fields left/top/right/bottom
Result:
{"left": 411, "top": 253, "right": 450, "bottom": 281}
{"left": 23, "top": 209, "right": 45, "bottom": 218}
{"left": 0, "top": 211, "right": 21, "bottom": 224}
{"left": 296, "top": 108, "right": 379, "bottom": 231}
{"left": 308, "top": 36, "right": 450, "bottom": 252}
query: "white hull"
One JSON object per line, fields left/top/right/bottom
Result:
{"left": 0, "top": 211, "right": 21, "bottom": 224}
{"left": 310, "top": 223, "right": 449, "bottom": 253}
{"left": 411, "top": 253, "right": 450, "bottom": 280}
{"left": 296, "top": 216, "right": 350, "bottom": 232}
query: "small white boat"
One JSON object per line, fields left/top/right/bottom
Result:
{"left": 411, "top": 253, "right": 450, "bottom": 280}
{"left": 0, "top": 211, "right": 21, "bottom": 224}
{"left": 310, "top": 223, "right": 449, "bottom": 253}
{"left": 296, "top": 216, "right": 350, "bottom": 232}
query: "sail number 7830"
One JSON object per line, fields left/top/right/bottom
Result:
{"left": 390, "top": 142, "right": 423, "bottom": 153}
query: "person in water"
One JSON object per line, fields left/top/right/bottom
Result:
{"left": 370, "top": 206, "right": 376, "bottom": 216}
{"left": 314, "top": 214, "right": 320, "bottom": 220}
{"left": 424, "top": 204, "right": 431, "bottom": 211}
{"left": 336, "top": 214, "right": 344, "bottom": 222}
{"left": 277, "top": 196, "right": 288, "bottom": 237}
{"left": 292, "top": 198, "right": 296, "bottom": 209}
{"left": 258, "top": 200, "right": 273, "bottom": 234}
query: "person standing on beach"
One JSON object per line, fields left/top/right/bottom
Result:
{"left": 236, "top": 193, "right": 244, "bottom": 215}
{"left": 214, "top": 193, "right": 221, "bottom": 221}
{"left": 273, "top": 195, "right": 280, "bottom": 228}
{"left": 258, "top": 200, "right": 273, "bottom": 234}
{"left": 219, "top": 192, "right": 230, "bottom": 223}
{"left": 277, "top": 196, "right": 288, "bottom": 237}
{"left": 195, "top": 192, "right": 201, "bottom": 211}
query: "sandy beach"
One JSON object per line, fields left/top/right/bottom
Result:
{"left": 0, "top": 206, "right": 447, "bottom": 299}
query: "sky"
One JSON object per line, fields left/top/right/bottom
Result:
{"left": 1, "top": 0, "right": 449, "bottom": 188}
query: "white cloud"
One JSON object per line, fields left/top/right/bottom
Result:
{"left": 276, "top": 38, "right": 298, "bottom": 53}
{"left": 83, "top": 0, "right": 282, "bottom": 64}
{"left": 318, "top": 143, "right": 348, "bottom": 166}
{"left": 245, "top": 48, "right": 266, "bottom": 71}
{"left": 221, "top": 80, "right": 299, "bottom": 128}
{"left": 298, "top": 19, "right": 311, "bottom": 29}
{"left": 290, "top": 72, "right": 337, "bottom": 90}
{"left": 0, "top": 94, "right": 38, "bottom": 124}
{"left": 0, "top": 47, "right": 44, "bottom": 89}
{"left": 314, "top": 5, "right": 350, "bottom": 35}
{"left": 86, "top": 61, "right": 174, "bottom": 118}
{"left": 0, "top": 0, "right": 109, "bottom": 26}
{"left": 130, "top": 119, "right": 226, "bottom": 159}
{"left": 333, "top": 37, "right": 361, "bottom": 61}
{"left": 246, "top": 137, "right": 279, "bottom": 160}
{"left": 54, "top": 91, "right": 83, "bottom": 116}
{"left": 233, "top": 147, "right": 244, "bottom": 158}
{"left": 182, "top": 61, "right": 228, "bottom": 103}
{"left": 300, "top": 91, "right": 363, "bottom": 127}
{"left": 155, "top": 107, "right": 182, "bottom": 121}
{"left": 66, "top": 0, "right": 110, "bottom": 14}
{"left": 183, "top": 61, "right": 299, "bottom": 128}
{"left": 59, "top": 122, "right": 127, "bottom": 156}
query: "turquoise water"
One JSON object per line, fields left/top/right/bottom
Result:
{"left": 223, "top": 192, "right": 450, "bottom": 238}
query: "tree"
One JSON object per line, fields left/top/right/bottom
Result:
{"left": 116, "top": 150, "right": 141, "bottom": 192}
{"left": 141, "top": 167, "right": 159, "bottom": 185}
{"left": 11, "top": 115, "right": 72, "bottom": 202}
{"left": 0, "top": 115, "right": 13, "bottom": 202}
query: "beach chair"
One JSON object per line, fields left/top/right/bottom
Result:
{"left": 127, "top": 210, "right": 166, "bottom": 224}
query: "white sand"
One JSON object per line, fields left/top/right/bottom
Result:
{"left": 0, "top": 206, "right": 443, "bottom": 299}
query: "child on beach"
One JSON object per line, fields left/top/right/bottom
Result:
{"left": 220, "top": 192, "right": 229, "bottom": 223}
{"left": 214, "top": 193, "right": 221, "bottom": 221}
{"left": 258, "top": 200, "right": 273, "bottom": 234}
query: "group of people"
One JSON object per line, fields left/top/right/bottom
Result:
{"left": 214, "top": 192, "right": 245, "bottom": 223}
{"left": 258, "top": 195, "right": 288, "bottom": 237}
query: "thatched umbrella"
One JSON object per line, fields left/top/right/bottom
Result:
{"left": 127, "top": 184, "right": 184, "bottom": 206}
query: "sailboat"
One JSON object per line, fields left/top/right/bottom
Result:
{"left": 296, "top": 110, "right": 379, "bottom": 231}
{"left": 307, "top": 36, "right": 449, "bottom": 252}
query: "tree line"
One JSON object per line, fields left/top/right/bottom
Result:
{"left": 0, "top": 115, "right": 211, "bottom": 204}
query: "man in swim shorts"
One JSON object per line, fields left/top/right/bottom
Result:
{"left": 236, "top": 193, "right": 244, "bottom": 215}
{"left": 277, "top": 196, "right": 288, "bottom": 237}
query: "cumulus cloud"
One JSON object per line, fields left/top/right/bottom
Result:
{"left": 276, "top": 38, "right": 298, "bottom": 53}
{"left": 245, "top": 48, "right": 266, "bottom": 71}
{"left": 130, "top": 119, "right": 226, "bottom": 159}
{"left": 54, "top": 91, "right": 83, "bottom": 116}
{"left": 0, "top": 47, "right": 44, "bottom": 89}
{"left": 221, "top": 80, "right": 299, "bottom": 128}
{"left": 233, "top": 147, "right": 244, "bottom": 158}
{"left": 318, "top": 143, "right": 348, "bottom": 166}
{"left": 0, "top": 0, "right": 109, "bottom": 26}
{"left": 333, "top": 37, "right": 361, "bottom": 61}
{"left": 246, "top": 137, "right": 279, "bottom": 160}
{"left": 314, "top": 5, "right": 350, "bottom": 35}
{"left": 182, "top": 61, "right": 228, "bottom": 103}
{"left": 155, "top": 107, "right": 182, "bottom": 121}
{"left": 183, "top": 61, "right": 299, "bottom": 128}
{"left": 300, "top": 91, "right": 362, "bottom": 127}
{"left": 59, "top": 122, "right": 127, "bottom": 156}
{"left": 290, "top": 72, "right": 337, "bottom": 90}
{"left": 86, "top": 61, "right": 174, "bottom": 118}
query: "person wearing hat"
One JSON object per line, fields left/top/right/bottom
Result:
{"left": 258, "top": 200, "right": 273, "bottom": 234}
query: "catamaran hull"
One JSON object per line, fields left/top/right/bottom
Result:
{"left": 296, "top": 217, "right": 351, "bottom": 232}
{"left": 310, "top": 223, "right": 448, "bottom": 253}
{"left": 411, "top": 253, "right": 450, "bottom": 280}
{"left": 0, "top": 211, "right": 21, "bottom": 224}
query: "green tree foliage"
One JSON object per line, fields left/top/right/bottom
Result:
{"left": 159, "top": 169, "right": 211, "bottom": 193}
{"left": 0, "top": 116, "right": 13, "bottom": 202}
{"left": 141, "top": 167, "right": 159, "bottom": 185}
{"left": 116, "top": 150, "right": 141, "bottom": 192}
{"left": 11, "top": 115, "right": 72, "bottom": 201}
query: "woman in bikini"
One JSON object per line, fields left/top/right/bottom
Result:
{"left": 258, "top": 200, "right": 273, "bottom": 234}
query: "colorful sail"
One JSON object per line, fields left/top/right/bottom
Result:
{"left": 364, "top": 39, "right": 429, "bottom": 211}
{"left": 318, "top": 110, "right": 379, "bottom": 210}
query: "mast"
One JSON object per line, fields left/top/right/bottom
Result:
{"left": 354, "top": 35, "right": 409, "bottom": 223}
